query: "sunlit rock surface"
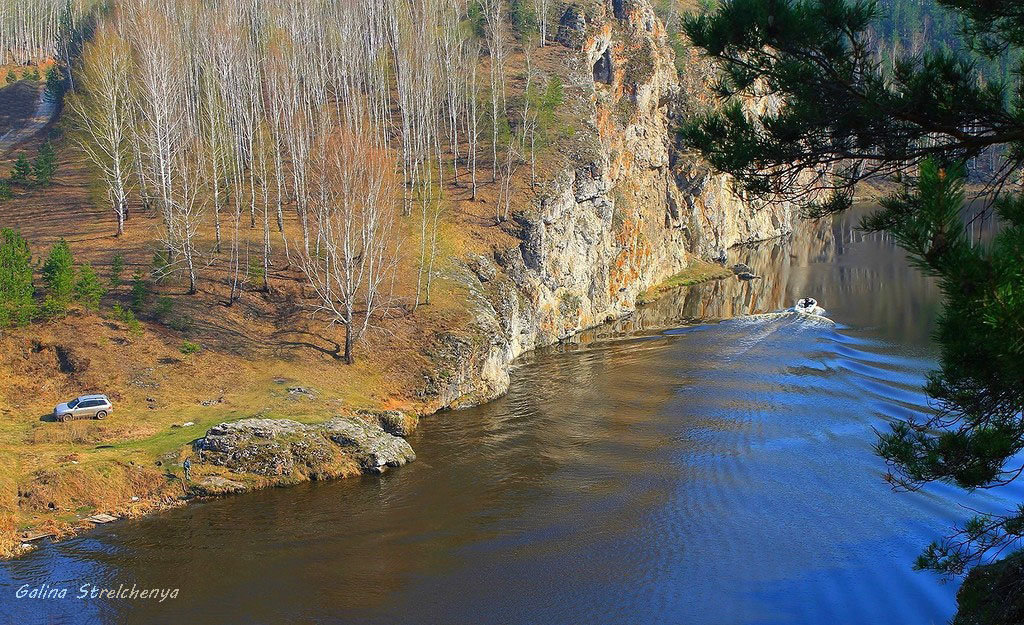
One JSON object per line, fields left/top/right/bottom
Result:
{"left": 424, "top": 0, "right": 801, "bottom": 410}
{"left": 193, "top": 416, "right": 415, "bottom": 480}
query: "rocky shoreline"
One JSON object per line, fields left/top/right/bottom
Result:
{"left": 10, "top": 0, "right": 796, "bottom": 559}
{"left": 9, "top": 260, "right": 742, "bottom": 559}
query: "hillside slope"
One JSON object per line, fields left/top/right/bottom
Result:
{"left": 0, "top": 0, "right": 795, "bottom": 555}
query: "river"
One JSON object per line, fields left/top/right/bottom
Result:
{"left": 2, "top": 207, "right": 1019, "bottom": 625}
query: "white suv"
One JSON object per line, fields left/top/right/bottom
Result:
{"left": 54, "top": 394, "right": 113, "bottom": 422}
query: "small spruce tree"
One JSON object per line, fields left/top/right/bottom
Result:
{"left": 0, "top": 181, "right": 11, "bottom": 201}
{"left": 0, "top": 228, "right": 36, "bottom": 326}
{"left": 33, "top": 142, "right": 56, "bottom": 186}
{"left": 4, "top": 69, "right": 16, "bottom": 84}
{"left": 110, "top": 252, "right": 125, "bottom": 288}
{"left": 130, "top": 272, "right": 149, "bottom": 313}
{"left": 10, "top": 154, "right": 32, "bottom": 184}
{"left": 44, "top": 66, "right": 64, "bottom": 102}
{"left": 42, "top": 239, "right": 75, "bottom": 312}
{"left": 74, "top": 263, "right": 106, "bottom": 310}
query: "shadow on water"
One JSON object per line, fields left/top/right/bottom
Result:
{"left": 1, "top": 206, "right": 1018, "bottom": 625}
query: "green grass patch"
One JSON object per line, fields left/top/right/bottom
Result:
{"left": 638, "top": 259, "right": 732, "bottom": 304}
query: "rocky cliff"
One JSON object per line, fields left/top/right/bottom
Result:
{"left": 422, "top": 0, "right": 796, "bottom": 410}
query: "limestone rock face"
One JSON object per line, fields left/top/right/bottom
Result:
{"left": 194, "top": 416, "right": 415, "bottom": 479}
{"left": 556, "top": 6, "right": 587, "bottom": 48}
{"left": 322, "top": 417, "right": 416, "bottom": 473}
{"left": 356, "top": 409, "right": 419, "bottom": 438}
{"left": 421, "top": 0, "right": 799, "bottom": 411}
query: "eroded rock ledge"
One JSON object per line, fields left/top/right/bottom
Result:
{"left": 192, "top": 415, "right": 416, "bottom": 490}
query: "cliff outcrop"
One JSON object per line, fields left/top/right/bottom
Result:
{"left": 423, "top": 0, "right": 795, "bottom": 410}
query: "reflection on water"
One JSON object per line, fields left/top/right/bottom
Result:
{"left": 1, "top": 207, "right": 1016, "bottom": 625}
{"left": 602, "top": 208, "right": 942, "bottom": 348}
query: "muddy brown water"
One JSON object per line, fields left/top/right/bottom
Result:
{"left": 2, "top": 207, "right": 1019, "bottom": 625}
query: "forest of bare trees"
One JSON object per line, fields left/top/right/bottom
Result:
{"left": 10, "top": 0, "right": 566, "bottom": 363}
{"left": 0, "top": 0, "right": 93, "bottom": 65}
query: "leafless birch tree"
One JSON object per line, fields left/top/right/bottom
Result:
{"left": 68, "top": 23, "right": 135, "bottom": 236}
{"left": 303, "top": 130, "right": 399, "bottom": 364}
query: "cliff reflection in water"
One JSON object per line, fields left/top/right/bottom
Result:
{"left": 600, "top": 206, "right": 942, "bottom": 348}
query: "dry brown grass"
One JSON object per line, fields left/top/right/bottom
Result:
{"left": 0, "top": 44, "right": 586, "bottom": 553}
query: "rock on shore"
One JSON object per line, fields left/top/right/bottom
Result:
{"left": 193, "top": 416, "right": 416, "bottom": 480}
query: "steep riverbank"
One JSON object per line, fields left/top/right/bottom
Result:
{"left": 4, "top": 261, "right": 741, "bottom": 558}
{"left": 6, "top": 203, "right": 1009, "bottom": 625}
{"left": 418, "top": 0, "right": 796, "bottom": 411}
{"left": 1, "top": 0, "right": 795, "bottom": 558}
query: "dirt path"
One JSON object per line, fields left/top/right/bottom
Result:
{"left": 0, "top": 81, "right": 58, "bottom": 157}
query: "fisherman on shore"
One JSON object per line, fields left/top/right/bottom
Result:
{"left": 183, "top": 457, "right": 192, "bottom": 482}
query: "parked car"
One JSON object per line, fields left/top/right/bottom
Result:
{"left": 54, "top": 394, "right": 113, "bottom": 422}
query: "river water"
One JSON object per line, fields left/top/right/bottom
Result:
{"left": 2, "top": 208, "right": 1020, "bottom": 625}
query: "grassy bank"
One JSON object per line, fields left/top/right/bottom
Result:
{"left": 0, "top": 308, "right": 425, "bottom": 556}
{"left": 637, "top": 258, "right": 732, "bottom": 305}
{"left": 0, "top": 45, "right": 582, "bottom": 556}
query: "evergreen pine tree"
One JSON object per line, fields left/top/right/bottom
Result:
{"left": 33, "top": 142, "right": 57, "bottom": 186}
{"left": 0, "top": 229, "right": 36, "bottom": 327}
{"left": 130, "top": 272, "right": 149, "bottom": 313}
{"left": 42, "top": 239, "right": 75, "bottom": 312}
{"left": 74, "top": 263, "right": 106, "bottom": 311}
{"left": 109, "top": 253, "right": 125, "bottom": 288}
{"left": 10, "top": 154, "right": 32, "bottom": 184}
{"left": 44, "top": 66, "right": 64, "bottom": 102}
